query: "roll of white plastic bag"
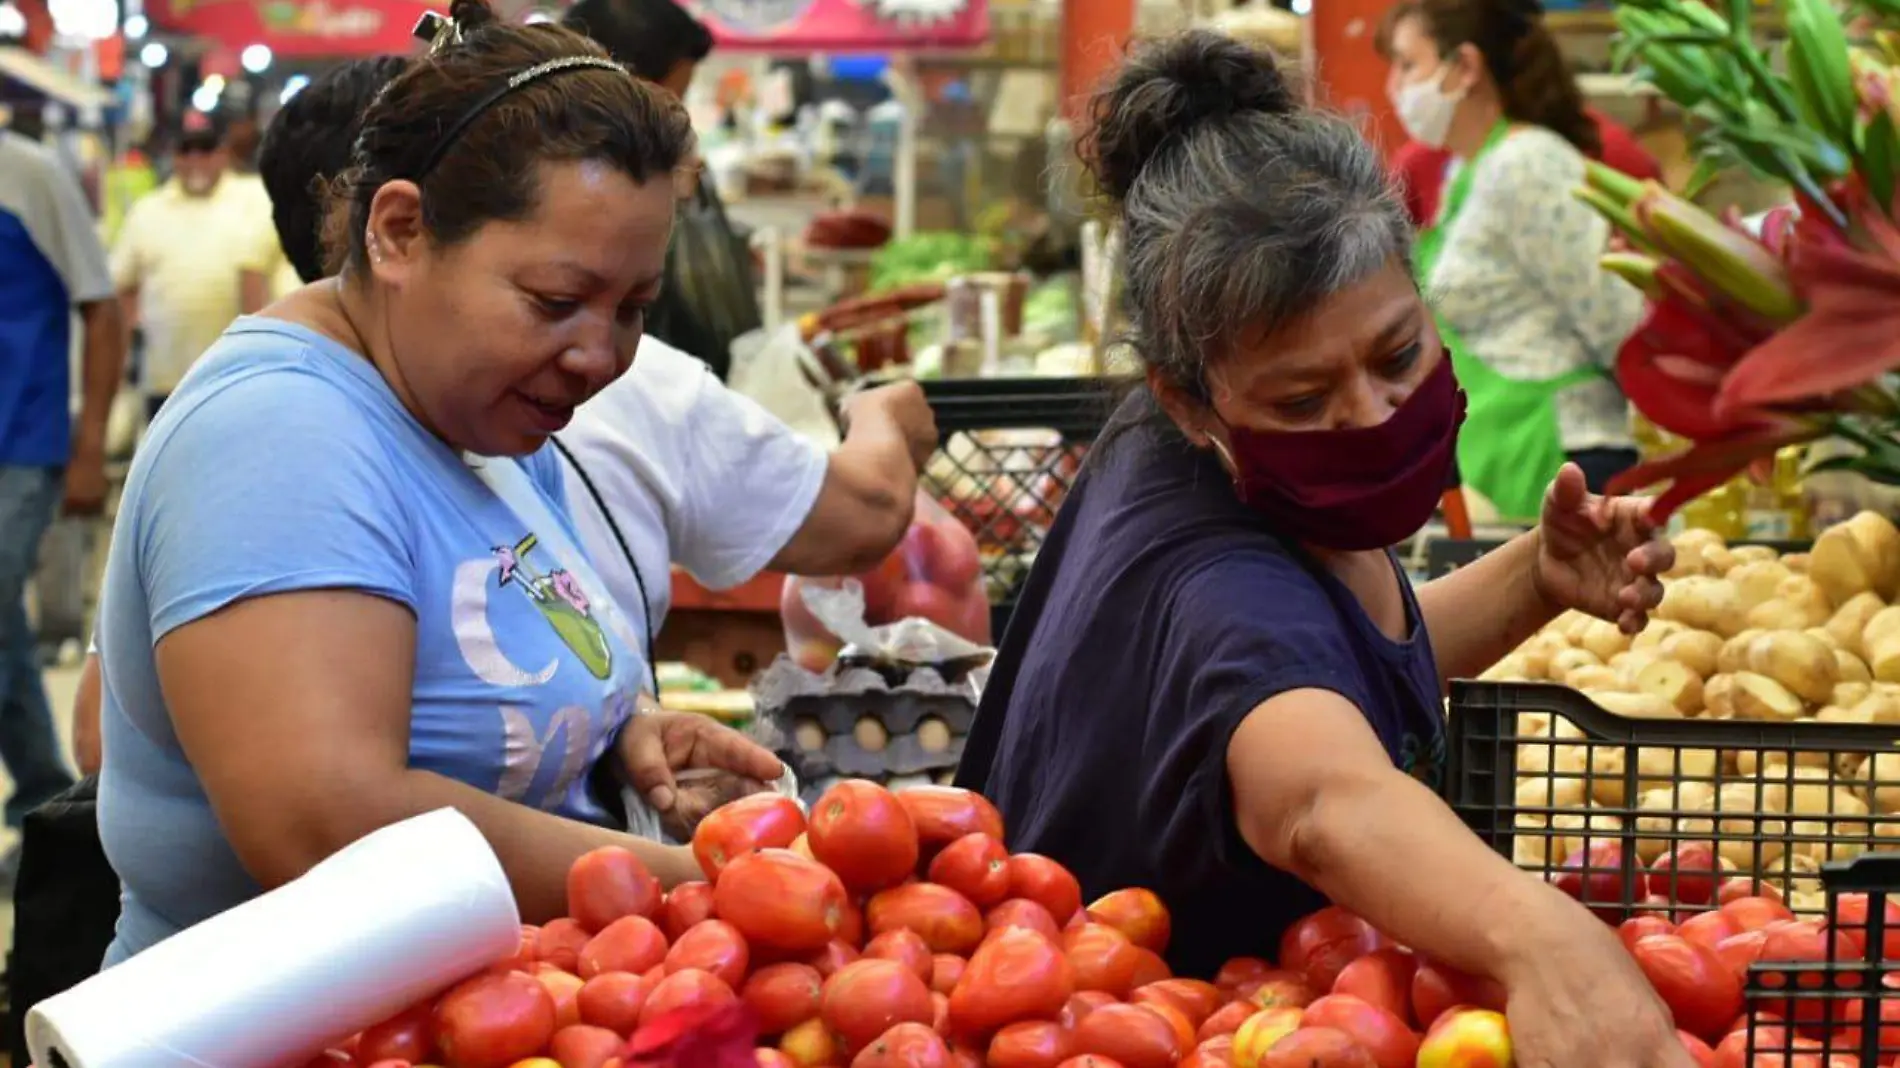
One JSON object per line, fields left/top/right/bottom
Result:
{"left": 28, "top": 808, "right": 521, "bottom": 1068}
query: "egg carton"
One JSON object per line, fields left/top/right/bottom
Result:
{"left": 752, "top": 653, "right": 980, "bottom": 790}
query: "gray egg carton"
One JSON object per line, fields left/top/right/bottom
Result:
{"left": 752, "top": 654, "right": 980, "bottom": 793}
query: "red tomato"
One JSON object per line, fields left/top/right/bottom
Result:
{"left": 1236, "top": 971, "right": 1318, "bottom": 1013}
{"left": 578, "top": 915, "right": 669, "bottom": 980}
{"left": 499, "top": 927, "right": 539, "bottom": 973}
{"left": 1183, "top": 1035, "right": 1236, "bottom": 1068}
{"left": 1299, "top": 995, "right": 1417, "bottom": 1068}
{"left": 1552, "top": 840, "right": 1634, "bottom": 922}
{"left": 1677, "top": 1030, "right": 1715, "bottom": 1068}
{"left": 841, "top": 898, "right": 868, "bottom": 949}
{"left": 897, "top": 787, "right": 1007, "bottom": 857}
{"left": 535, "top": 965, "right": 586, "bottom": 1030}
{"left": 639, "top": 969, "right": 738, "bottom": 1028}
{"left": 1141, "top": 1000, "right": 1199, "bottom": 1054}
{"left": 660, "top": 882, "right": 717, "bottom": 943}
{"left": 1630, "top": 934, "right": 1743, "bottom": 1041}
{"left": 867, "top": 884, "right": 986, "bottom": 955}
{"left": 809, "top": 781, "right": 923, "bottom": 895}
{"left": 758, "top": 1049, "right": 799, "bottom": 1068}
{"left": 695, "top": 794, "right": 808, "bottom": 880}
{"left": 1055, "top": 1058, "right": 1130, "bottom": 1068}
{"left": 1063, "top": 923, "right": 1144, "bottom": 998}
{"left": 1330, "top": 949, "right": 1417, "bottom": 1026}
{"left": 1679, "top": 911, "right": 1740, "bottom": 951}
{"left": 867, "top": 929, "right": 937, "bottom": 984}
{"left": 782, "top": 1017, "right": 841, "bottom": 1068}
{"left": 932, "top": 991, "right": 951, "bottom": 1035}
{"left": 1007, "top": 856, "right": 1083, "bottom": 927}
{"left": 357, "top": 1003, "right": 436, "bottom": 1064}
{"left": 1131, "top": 979, "right": 1223, "bottom": 1027}
{"left": 716, "top": 849, "right": 850, "bottom": 952}
{"left": 1072, "top": 1004, "right": 1185, "bottom": 1068}
{"left": 1713, "top": 929, "right": 1771, "bottom": 981}
{"left": 852, "top": 1022, "right": 952, "bottom": 1068}
{"left": 949, "top": 926, "right": 1077, "bottom": 1036}
{"left": 568, "top": 847, "right": 663, "bottom": 933}
{"left": 986, "top": 900, "right": 1063, "bottom": 944}
{"left": 665, "top": 919, "right": 751, "bottom": 988}
{"left": 1199, "top": 1002, "right": 1256, "bottom": 1043}
{"left": 1408, "top": 961, "right": 1504, "bottom": 1031}
{"left": 1087, "top": 890, "right": 1172, "bottom": 956}
{"left": 1711, "top": 1024, "right": 1820, "bottom": 1068}
{"left": 930, "top": 835, "right": 1013, "bottom": 909}
{"left": 1129, "top": 950, "right": 1171, "bottom": 988}
{"left": 822, "top": 958, "right": 937, "bottom": 1055}
{"left": 434, "top": 972, "right": 558, "bottom": 1068}
{"left": 1060, "top": 992, "right": 1121, "bottom": 1032}
{"left": 1721, "top": 895, "right": 1796, "bottom": 933}
{"left": 1620, "top": 916, "right": 1679, "bottom": 952}
{"left": 1757, "top": 922, "right": 1864, "bottom": 1028}
{"left": 1719, "top": 879, "right": 1786, "bottom": 907}
{"left": 1829, "top": 892, "right": 1900, "bottom": 961}
{"left": 577, "top": 971, "right": 649, "bottom": 1035}
{"left": 1215, "top": 958, "right": 1274, "bottom": 994}
{"left": 538, "top": 919, "right": 593, "bottom": 975}
{"left": 1279, "top": 909, "right": 1383, "bottom": 993}
{"left": 809, "top": 940, "right": 863, "bottom": 978}
{"left": 549, "top": 1025, "right": 623, "bottom": 1068}
{"left": 743, "top": 962, "right": 826, "bottom": 1035}
{"left": 1648, "top": 844, "right": 1732, "bottom": 907}
{"left": 1260, "top": 1028, "right": 1376, "bottom": 1068}
{"left": 931, "top": 954, "right": 967, "bottom": 995}
{"left": 988, "top": 1021, "right": 1074, "bottom": 1068}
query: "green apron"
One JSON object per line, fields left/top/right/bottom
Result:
{"left": 1413, "top": 121, "right": 1605, "bottom": 521}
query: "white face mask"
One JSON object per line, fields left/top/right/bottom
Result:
{"left": 1391, "top": 65, "right": 1467, "bottom": 149}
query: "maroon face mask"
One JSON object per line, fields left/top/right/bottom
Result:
{"left": 1212, "top": 356, "right": 1467, "bottom": 551}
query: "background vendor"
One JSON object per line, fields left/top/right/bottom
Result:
{"left": 957, "top": 31, "right": 1690, "bottom": 1068}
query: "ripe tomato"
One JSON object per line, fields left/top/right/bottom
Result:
{"left": 931, "top": 954, "right": 966, "bottom": 995}
{"left": 1630, "top": 934, "right": 1743, "bottom": 1041}
{"left": 538, "top": 919, "right": 593, "bottom": 975}
{"left": 782, "top": 1017, "right": 841, "bottom": 1068}
{"left": 1055, "top": 1058, "right": 1130, "bottom": 1068}
{"left": 1060, "top": 991, "right": 1121, "bottom": 1031}
{"left": 932, "top": 991, "right": 951, "bottom": 1035}
{"left": 1232, "top": 1007, "right": 1305, "bottom": 1068}
{"left": 1330, "top": 949, "right": 1417, "bottom": 1026}
{"left": 499, "top": 926, "right": 539, "bottom": 974}
{"left": 868, "top": 884, "right": 986, "bottom": 954}
{"left": 1215, "top": 958, "right": 1274, "bottom": 993}
{"left": 758, "top": 1049, "right": 799, "bottom": 1068}
{"left": 744, "top": 963, "right": 826, "bottom": 1035}
{"left": 1260, "top": 1028, "right": 1376, "bottom": 1068}
{"left": 867, "top": 929, "right": 937, "bottom": 984}
{"left": 1279, "top": 908, "right": 1383, "bottom": 993}
{"left": 949, "top": 926, "right": 1076, "bottom": 1036}
{"left": 1677, "top": 1030, "right": 1715, "bottom": 1068}
{"left": 568, "top": 847, "right": 663, "bottom": 933}
{"left": 1647, "top": 844, "right": 1732, "bottom": 907}
{"left": 535, "top": 965, "right": 586, "bottom": 1030}
{"left": 1620, "top": 916, "right": 1678, "bottom": 952}
{"left": 852, "top": 1022, "right": 951, "bottom": 1068}
{"left": 896, "top": 787, "right": 1006, "bottom": 857}
{"left": 1141, "top": 1000, "right": 1198, "bottom": 1053}
{"left": 822, "top": 958, "right": 937, "bottom": 1054}
{"left": 1718, "top": 879, "right": 1785, "bottom": 907}
{"left": 550, "top": 1024, "right": 623, "bottom": 1068}
{"left": 1235, "top": 971, "right": 1317, "bottom": 1012}
{"left": 1007, "top": 856, "right": 1083, "bottom": 927}
{"left": 1199, "top": 1002, "right": 1256, "bottom": 1043}
{"left": 695, "top": 794, "right": 808, "bottom": 880}
{"left": 577, "top": 971, "right": 649, "bottom": 1034}
{"left": 578, "top": 915, "right": 669, "bottom": 980}
{"left": 1552, "top": 839, "right": 1634, "bottom": 922}
{"left": 1713, "top": 929, "right": 1771, "bottom": 981}
{"left": 809, "top": 781, "right": 922, "bottom": 895}
{"left": 841, "top": 898, "right": 868, "bottom": 948}
{"left": 666, "top": 919, "right": 751, "bottom": 988}
{"left": 1183, "top": 1034, "right": 1235, "bottom": 1068}
{"left": 1072, "top": 1004, "right": 1186, "bottom": 1068}
{"left": 809, "top": 940, "right": 863, "bottom": 978}
{"left": 1720, "top": 895, "right": 1796, "bottom": 933}
{"left": 716, "top": 849, "right": 850, "bottom": 952}
{"left": 986, "top": 900, "right": 1062, "bottom": 944}
{"left": 1300, "top": 995, "right": 1418, "bottom": 1068}
{"left": 357, "top": 1003, "right": 436, "bottom": 1064}
{"left": 434, "top": 971, "right": 558, "bottom": 1068}
{"left": 1758, "top": 922, "right": 1864, "bottom": 1028}
{"left": 1129, "top": 950, "right": 1170, "bottom": 988}
{"left": 639, "top": 968, "right": 738, "bottom": 1028}
{"left": 988, "top": 1021, "right": 1073, "bottom": 1068}
{"left": 1131, "top": 979, "right": 1223, "bottom": 1027}
{"left": 1408, "top": 961, "right": 1504, "bottom": 1032}
{"left": 1063, "top": 923, "right": 1143, "bottom": 998}
{"left": 660, "top": 881, "right": 717, "bottom": 943}
{"left": 1087, "top": 890, "right": 1171, "bottom": 956}
{"left": 1679, "top": 911, "right": 1739, "bottom": 951}
{"left": 930, "top": 835, "right": 1013, "bottom": 909}
{"left": 1829, "top": 892, "right": 1900, "bottom": 961}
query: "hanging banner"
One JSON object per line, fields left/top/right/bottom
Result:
{"left": 144, "top": 0, "right": 435, "bottom": 58}
{"left": 685, "top": 0, "right": 987, "bottom": 52}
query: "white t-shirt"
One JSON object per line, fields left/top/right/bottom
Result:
{"left": 555, "top": 336, "right": 828, "bottom": 664}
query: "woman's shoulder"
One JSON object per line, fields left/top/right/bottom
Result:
{"left": 160, "top": 319, "right": 414, "bottom": 446}
{"left": 1472, "top": 125, "right": 1586, "bottom": 192}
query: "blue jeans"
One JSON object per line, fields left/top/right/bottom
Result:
{"left": 0, "top": 466, "right": 77, "bottom": 828}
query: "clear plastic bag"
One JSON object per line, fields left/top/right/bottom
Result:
{"left": 781, "top": 491, "right": 992, "bottom": 673}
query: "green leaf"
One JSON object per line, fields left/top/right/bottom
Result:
{"left": 1861, "top": 111, "right": 1900, "bottom": 215}
{"left": 1684, "top": 155, "right": 1727, "bottom": 199}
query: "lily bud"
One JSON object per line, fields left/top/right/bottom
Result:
{"left": 1633, "top": 187, "right": 1805, "bottom": 325}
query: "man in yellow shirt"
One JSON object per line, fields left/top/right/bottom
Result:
{"left": 109, "top": 118, "right": 275, "bottom": 420}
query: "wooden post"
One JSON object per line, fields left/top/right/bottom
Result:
{"left": 1059, "top": 0, "right": 1136, "bottom": 122}
{"left": 1307, "top": 0, "right": 1403, "bottom": 157}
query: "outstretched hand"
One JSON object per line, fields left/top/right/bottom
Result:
{"left": 1533, "top": 464, "right": 1676, "bottom": 634}
{"left": 618, "top": 709, "right": 785, "bottom": 816}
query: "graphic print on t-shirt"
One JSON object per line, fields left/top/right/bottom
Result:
{"left": 493, "top": 532, "right": 613, "bottom": 680}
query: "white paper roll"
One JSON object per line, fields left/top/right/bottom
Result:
{"left": 28, "top": 808, "right": 521, "bottom": 1068}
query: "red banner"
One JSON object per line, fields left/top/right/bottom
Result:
{"left": 685, "top": 0, "right": 987, "bottom": 52}
{"left": 145, "top": 0, "right": 436, "bottom": 58}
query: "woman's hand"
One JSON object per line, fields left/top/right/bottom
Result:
{"left": 1500, "top": 919, "right": 1697, "bottom": 1068}
{"left": 618, "top": 709, "right": 785, "bottom": 819}
{"left": 1532, "top": 464, "right": 1675, "bottom": 633}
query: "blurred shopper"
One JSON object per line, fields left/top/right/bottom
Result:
{"left": 1379, "top": 0, "right": 1646, "bottom": 517}
{"left": 564, "top": 0, "right": 763, "bottom": 380}
{"left": 0, "top": 126, "right": 124, "bottom": 876}
{"left": 110, "top": 114, "right": 274, "bottom": 422}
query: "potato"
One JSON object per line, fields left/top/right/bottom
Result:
{"left": 1857, "top": 751, "right": 1900, "bottom": 813}
{"left": 1719, "top": 630, "right": 1765, "bottom": 674}
{"left": 1729, "top": 672, "right": 1808, "bottom": 721}
{"left": 1517, "top": 646, "right": 1553, "bottom": 681}
{"left": 1734, "top": 745, "right": 1831, "bottom": 776}
{"left": 1704, "top": 674, "right": 1740, "bottom": 719}
{"left": 1637, "top": 659, "right": 1705, "bottom": 715}
{"left": 1784, "top": 552, "right": 1812, "bottom": 573}
{"left": 1566, "top": 665, "right": 1623, "bottom": 692}
{"left": 1631, "top": 620, "right": 1687, "bottom": 653}
{"left": 1657, "top": 629, "right": 1723, "bottom": 679}
{"left": 1816, "top": 703, "right": 1877, "bottom": 726}
{"left": 1852, "top": 690, "right": 1900, "bottom": 726}
{"left": 1640, "top": 745, "right": 1718, "bottom": 786}
{"left": 1551, "top": 810, "right": 1625, "bottom": 865}
{"left": 1867, "top": 606, "right": 1900, "bottom": 684}
{"left": 1549, "top": 648, "right": 1605, "bottom": 679}
{"left": 1518, "top": 739, "right": 1589, "bottom": 776}
{"left": 1811, "top": 511, "right": 1900, "bottom": 605}
{"left": 1834, "top": 681, "right": 1874, "bottom": 709}
{"left": 1747, "top": 598, "right": 1826, "bottom": 633}
{"left": 1526, "top": 631, "right": 1571, "bottom": 658}
{"left": 1516, "top": 774, "right": 1588, "bottom": 811}
{"left": 1612, "top": 650, "right": 1660, "bottom": 687}
{"left": 1579, "top": 619, "right": 1631, "bottom": 663}
{"left": 1634, "top": 782, "right": 1716, "bottom": 861}
{"left": 1789, "top": 780, "right": 1872, "bottom": 862}
{"left": 1804, "top": 627, "right": 1843, "bottom": 652}
{"left": 1658, "top": 576, "right": 1746, "bottom": 635}
{"left": 1727, "top": 545, "right": 1780, "bottom": 567}
{"left": 1715, "top": 782, "right": 1790, "bottom": 868}
{"left": 1517, "top": 712, "right": 1553, "bottom": 737}
{"left": 1745, "top": 631, "right": 1839, "bottom": 704}
{"left": 1587, "top": 691, "right": 1682, "bottom": 720}
{"left": 1827, "top": 592, "right": 1886, "bottom": 658}
{"left": 1557, "top": 611, "right": 1597, "bottom": 645}
{"left": 1480, "top": 656, "right": 1530, "bottom": 681}
{"left": 1837, "top": 649, "right": 1874, "bottom": 684}
{"left": 1729, "top": 561, "right": 1794, "bottom": 613}
{"left": 1779, "top": 574, "right": 1836, "bottom": 621}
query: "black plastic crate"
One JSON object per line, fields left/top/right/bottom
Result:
{"left": 1445, "top": 680, "right": 1900, "bottom": 919}
{"left": 1425, "top": 537, "right": 1815, "bottom": 580}
{"left": 920, "top": 378, "right": 1110, "bottom": 636}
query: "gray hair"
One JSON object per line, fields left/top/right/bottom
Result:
{"left": 1086, "top": 31, "right": 1413, "bottom": 401}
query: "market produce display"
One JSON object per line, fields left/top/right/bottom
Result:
{"left": 1476, "top": 512, "right": 1900, "bottom": 908}
{"left": 295, "top": 779, "right": 1875, "bottom": 1068}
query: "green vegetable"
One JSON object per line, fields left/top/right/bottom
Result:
{"left": 867, "top": 233, "right": 993, "bottom": 294}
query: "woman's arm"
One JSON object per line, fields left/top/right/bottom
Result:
{"left": 73, "top": 651, "right": 102, "bottom": 776}
{"left": 158, "top": 588, "right": 701, "bottom": 921}
{"left": 770, "top": 381, "right": 938, "bottom": 577}
{"left": 1414, "top": 530, "right": 1557, "bottom": 687}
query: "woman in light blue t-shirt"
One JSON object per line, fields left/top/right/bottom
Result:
{"left": 92, "top": 0, "right": 780, "bottom": 963}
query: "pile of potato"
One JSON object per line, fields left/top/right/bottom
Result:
{"left": 1479, "top": 511, "right": 1900, "bottom": 908}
